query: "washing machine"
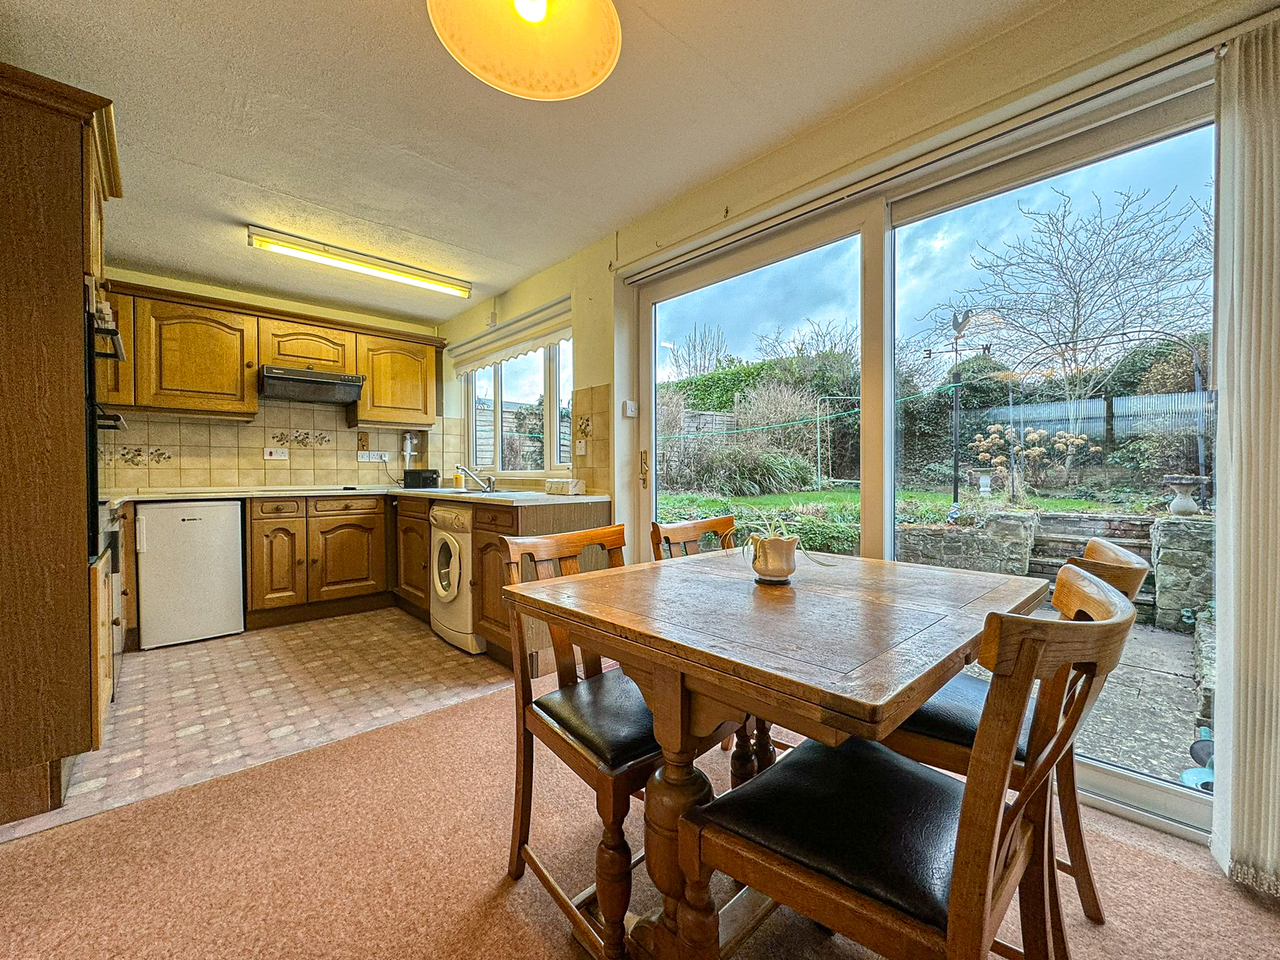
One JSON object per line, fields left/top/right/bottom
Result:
{"left": 429, "top": 503, "right": 484, "bottom": 654}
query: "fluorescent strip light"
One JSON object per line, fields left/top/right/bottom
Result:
{"left": 246, "top": 227, "right": 472, "bottom": 299}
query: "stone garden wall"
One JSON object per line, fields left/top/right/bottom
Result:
{"left": 895, "top": 512, "right": 1215, "bottom": 632}
{"left": 1194, "top": 611, "right": 1216, "bottom": 730}
{"left": 895, "top": 513, "right": 1038, "bottom": 576}
{"left": 1150, "top": 517, "right": 1215, "bottom": 632}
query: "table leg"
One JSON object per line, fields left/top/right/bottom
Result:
{"left": 641, "top": 748, "right": 713, "bottom": 954}
{"left": 730, "top": 722, "right": 756, "bottom": 787}
{"left": 753, "top": 718, "right": 776, "bottom": 773}
{"left": 634, "top": 667, "right": 716, "bottom": 960}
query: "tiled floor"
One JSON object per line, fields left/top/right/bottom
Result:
{"left": 0, "top": 608, "right": 510, "bottom": 844}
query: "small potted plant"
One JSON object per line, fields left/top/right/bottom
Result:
{"left": 742, "top": 511, "right": 832, "bottom": 585}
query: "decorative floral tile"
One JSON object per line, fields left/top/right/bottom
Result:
{"left": 271, "top": 430, "right": 332, "bottom": 448}
{"left": 118, "top": 446, "right": 173, "bottom": 467}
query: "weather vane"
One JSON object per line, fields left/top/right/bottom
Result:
{"left": 924, "top": 309, "right": 993, "bottom": 521}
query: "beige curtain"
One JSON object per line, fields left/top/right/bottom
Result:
{"left": 1212, "top": 21, "right": 1280, "bottom": 897}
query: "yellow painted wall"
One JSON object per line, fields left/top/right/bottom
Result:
{"left": 614, "top": 0, "right": 1270, "bottom": 271}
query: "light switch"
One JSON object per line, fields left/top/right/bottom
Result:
{"left": 575, "top": 439, "right": 587, "bottom": 456}
{"left": 622, "top": 400, "right": 638, "bottom": 418}
{"left": 264, "top": 447, "right": 290, "bottom": 460}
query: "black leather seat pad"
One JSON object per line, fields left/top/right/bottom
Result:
{"left": 897, "top": 672, "right": 1032, "bottom": 762}
{"left": 534, "top": 669, "right": 660, "bottom": 768}
{"left": 700, "top": 738, "right": 965, "bottom": 930}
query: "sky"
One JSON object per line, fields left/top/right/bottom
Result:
{"left": 654, "top": 124, "right": 1215, "bottom": 383}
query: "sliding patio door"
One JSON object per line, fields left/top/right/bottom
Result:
{"left": 635, "top": 210, "right": 866, "bottom": 561}
{"left": 632, "top": 59, "right": 1220, "bottom": 836}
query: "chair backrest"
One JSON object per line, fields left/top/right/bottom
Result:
{"left": 947, "top": 564, "right": 1135, "bottom": 956}
{"left": 500, "top": 525, "right": 627, "bottom": 693}
{"left": 1066, "top": 536, "right": 1149, "bottom": 601}
{"left": 650, "top": 515, "right": 736, "bottom": 561}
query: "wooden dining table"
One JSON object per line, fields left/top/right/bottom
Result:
{"left": 503, "top": 549, "right": 1050, "bottom": 960}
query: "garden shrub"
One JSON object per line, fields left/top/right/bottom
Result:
{"left": 789, "top": 515, "right": 858, "bottom": 555}
{"left": 661, "top": 447, "right": 815, "bottom": 497}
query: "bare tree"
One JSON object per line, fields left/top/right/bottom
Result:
{"left": 668, "top": 323, "right": 730, "bottom": 380}
{"left": 757, "top": 318, "right": 859, "bottom": 360}
{"left": 923, "top": 188, "right": 1212, "bottom": 410}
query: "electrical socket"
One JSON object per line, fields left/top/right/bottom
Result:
{"left": 357, "top": 451, "right": 389, "bottom": 463}
{"left": 264, "top": 447, "right": 290, "bottom": 460}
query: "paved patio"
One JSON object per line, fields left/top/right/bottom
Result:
{"left": 1075, "top": 622, "right": 1201, "bottom": 784}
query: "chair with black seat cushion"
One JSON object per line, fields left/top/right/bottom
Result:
{"left": 502, "top": 524, "right": 658, "bottom": 960}
{"left": 884, "top": 536, "right": 1148, "bottom": 925}
{"left": 677, "top": 563, "right": 1135, "bottom": 960}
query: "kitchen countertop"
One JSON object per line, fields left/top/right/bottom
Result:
{"left": 100, "top": 486, "right": 611, "bottom": 510}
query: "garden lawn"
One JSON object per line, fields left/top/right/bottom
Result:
{"left": 658, "top": 488, "right": 1121, "bottom": 518}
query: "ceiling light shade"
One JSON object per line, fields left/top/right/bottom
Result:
{"left": 247, "top": 227, "right": 472, "bottom": 298}
{"left": 427, "top": 0, "right": 621, "bottom": 102}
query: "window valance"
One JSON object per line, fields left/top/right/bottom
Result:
{"left": 447, "top": 295, "right": 572, "bottom": 376}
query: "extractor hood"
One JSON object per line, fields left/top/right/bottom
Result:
{"left": 259, "top": 366, "right": 365, "bottom": 405}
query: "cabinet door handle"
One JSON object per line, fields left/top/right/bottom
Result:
{"left": 297, "top": 558, "right": 304, "bottom": 565}
{"left": 311, "top": 558, "right": 319, "bottom": 564}
{"left": 245, "top": 361, "right": 254, "bottom": 368}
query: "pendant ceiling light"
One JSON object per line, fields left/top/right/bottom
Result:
{"left": 427, "top": 0, "right": 622, "bottom": 102}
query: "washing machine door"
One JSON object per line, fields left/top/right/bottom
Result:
{"left": 434, "top": 530, "right": 462, "bottom": 603}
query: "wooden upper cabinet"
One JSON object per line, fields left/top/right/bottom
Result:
{"left": 259, "top": 318, "right": 356, "bottom": 374}
{"left": 350, "top": 334, "right": 436, "bottom": 428}
{"left": 95, "top": 292, "right": 134, "bottom": 407}
{"left": 134, "top": 298, "right": 259, "bottom": 414}
{"left": 84, "top": 134, "right": 105, "bottom": 281}
{"left": 249, "top": 517, "right": 308, "bottom": 610}
{"left": 83, "top": 112, "right": 120, "bottom": 281}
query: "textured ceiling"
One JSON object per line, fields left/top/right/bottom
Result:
{"left": 1, "top": 0, "right": 1055, "bottom": 325}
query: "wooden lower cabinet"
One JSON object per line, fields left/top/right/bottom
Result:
{"left": 472, "top": 529, "right": 512, "bottom": 647}
{"left": 395, "top": 515, "right": 432, "bottom": 608}
{"left": 308, "top": 514, "right": 386, "bottom": 603}
{"left": 247, "top": 499, "right": 388, "bottom": 612}
{"left": 249, "top": 518, "right": 308, "bottom": 609}
{"left": 471, "top": 501, "right": 613, "bottom": 665}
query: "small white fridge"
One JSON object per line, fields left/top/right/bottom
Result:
{"left": 136, "top": 500, "right": 245, "bottom": 649}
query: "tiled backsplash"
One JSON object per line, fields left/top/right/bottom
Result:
{"left": 571, "top": 383, "right": 612, "bottom": 495}
{"left": 98, "top": 400, "right": 463, "bottom": 491}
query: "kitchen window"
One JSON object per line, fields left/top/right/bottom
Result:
{"left": 469, "top": 338, "right": 572, "bottom": 474}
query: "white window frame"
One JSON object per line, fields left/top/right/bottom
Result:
{"left": 466, "top": 339, "right": 573, "bottom": 476}
{"left": 629, "top": 63, "right": 1217, "bottom": 841}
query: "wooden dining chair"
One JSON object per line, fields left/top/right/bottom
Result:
{"left": 677, "top": 564, "right": 1136, "bottom": 960}
{"left": 650, "top": 516, "right": 777, "bottom": 786}
{"left": 884, "top": 536, "right": 1148, "bottom": 926}
{"left": 649, "top": 515, "right": 736, "bottom": 559}
{"left": 502, "top": 524, "right": 660, "bottom": 960}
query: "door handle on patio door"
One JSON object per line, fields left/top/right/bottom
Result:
{"left": 639, "top": 450, "right": 649, "bottom": 490}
